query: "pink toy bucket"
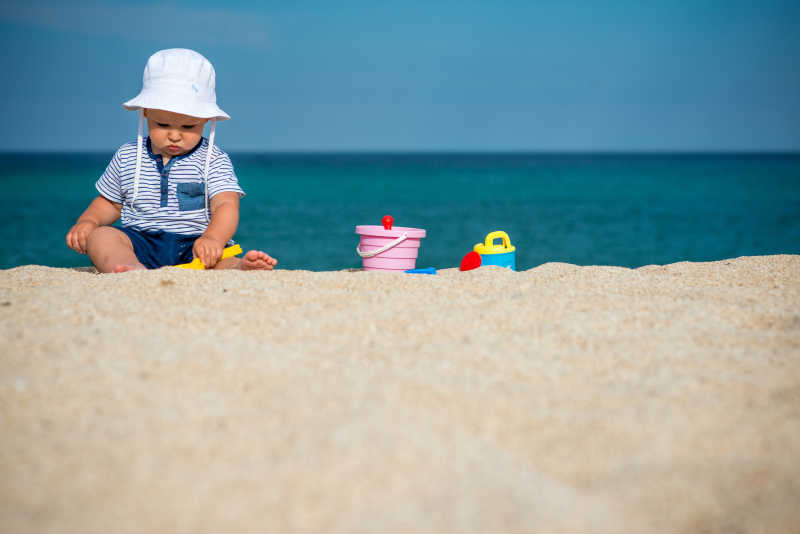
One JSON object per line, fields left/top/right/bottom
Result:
{"left": 356, "top": 225, "right": 426, "bottom": 271}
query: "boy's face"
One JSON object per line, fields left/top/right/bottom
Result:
{"left": 144, "top": 109, "right": 208, "bottom": 158}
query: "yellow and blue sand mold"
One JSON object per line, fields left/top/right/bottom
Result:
{"left": 474, "top": 231, "right": 516, "bottom": 270}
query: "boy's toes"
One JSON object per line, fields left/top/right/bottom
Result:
{"left": 241, "top": 250, "right": 276, "bottom": 271}
{"left": 243, "top": 250, "right": 268, "bottom": 263}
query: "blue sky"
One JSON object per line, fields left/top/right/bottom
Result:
{"left": 1, "top": 0, "right": 798, "bottom": 152}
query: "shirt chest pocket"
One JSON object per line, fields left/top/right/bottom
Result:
{"left": 176, "top": 182, "right": 205, "bottom": 211}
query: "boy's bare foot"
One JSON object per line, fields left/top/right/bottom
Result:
{"left": 240, "top": 250, "right": 277, "bottom": 271}
{"left": 112, "top": 264, "right": 146, "bottom": 273}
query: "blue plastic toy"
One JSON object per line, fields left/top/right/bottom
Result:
{"left": 404, "top": 267, "right": 437, "bottom": 275}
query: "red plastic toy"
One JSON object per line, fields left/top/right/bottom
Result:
{"left": 460, "top": 251, "right": 482, "bottom": 271}
{"left": 382, "top": 215, "right": 393, "bottom": 230}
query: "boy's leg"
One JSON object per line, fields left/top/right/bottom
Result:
{"left": 86, "top": 226, "right": 146, "bottom": 273}
{"left": 213, "top": 250, "right": 277, "bottom": 271}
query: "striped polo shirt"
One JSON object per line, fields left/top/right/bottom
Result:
{"left": 96, "top": 137, "right": 244, "bottom": 236}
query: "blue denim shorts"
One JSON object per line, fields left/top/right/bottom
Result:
{"left": 119, "top": 226, "right": 200, "bottom": 269}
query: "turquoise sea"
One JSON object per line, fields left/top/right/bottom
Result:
{"left": 1, "top": 152, "right": 798, "bottom": 271}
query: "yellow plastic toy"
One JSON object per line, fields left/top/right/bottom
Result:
{"left": 473, "top": 231, "right": 516, "bottom": 270}
{"left": 174, "top": 244, "right": 243, "bottom": 270}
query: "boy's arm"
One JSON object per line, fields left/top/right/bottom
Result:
{"left": 66, "top": 195, "right": 122, "bottom": 254}
{"left": 192, "top": 192, "right": 240, "bottom": 268}
{"left": 77, "top": 195, "right": 123, "bottom": 226}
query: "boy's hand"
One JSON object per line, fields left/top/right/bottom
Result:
{"left": 193, "top": 236, "right": 224, "bottom": 268}
{"left": 66, "top": 220, "right": 98, "bottom": 254}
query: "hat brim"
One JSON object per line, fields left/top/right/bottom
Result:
{"left": 123, "top": 90, "right": 230, "bottom": 121}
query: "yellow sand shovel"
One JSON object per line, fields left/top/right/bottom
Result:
{"left": 174, "top": 244, "right": 243, "bottom": 270}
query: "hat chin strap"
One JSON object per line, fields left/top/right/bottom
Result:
{"left": 204, "top": 119, "right": 216, "bottom": 223}
{"left": 131, "top": 109, "right": 144, "bottom": 211}
{"left": 130, "top": 112, "right": 216, "bottom": 223}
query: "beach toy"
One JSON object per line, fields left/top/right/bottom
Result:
{"left": 405, "top": 267, "right": 436, "bottom": 275}
{"left": 460, "top": 251, "right": 482, "bottom": 271}
{"left": 174, "top": 244, "right": 243, "bottom": 269}
{"left": 473, "top": 231, "right": 516, "bottom": 270}
{"left": 356, "top": 215, "right": 426, "bottom": 272}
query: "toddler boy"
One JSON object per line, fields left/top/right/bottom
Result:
{"left": 66, "top": 48, "right": 277, "bottom": 273}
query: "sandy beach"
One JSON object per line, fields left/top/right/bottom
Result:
{"left": 1, "top": 255, "right": 799, "bottom": 533}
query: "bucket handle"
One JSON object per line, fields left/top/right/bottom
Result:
{"left": 357, "top": 232, "right": 408, "bottom": 258}
{"left": 484, "top": 231, "right": 512, "bottom": 250}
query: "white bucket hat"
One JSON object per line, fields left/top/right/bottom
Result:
{"left": 123, "top": 49, "right": 229, "bottom": 221}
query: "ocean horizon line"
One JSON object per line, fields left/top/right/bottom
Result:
{"left": 2, "top": 149, "right": 800, "bottom": 158}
